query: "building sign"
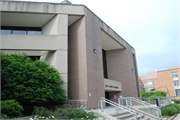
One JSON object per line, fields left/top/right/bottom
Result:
{"left": 114, "top": 95, "right": 116, "bottom": 99}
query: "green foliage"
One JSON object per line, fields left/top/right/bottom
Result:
{"left": 172, "top": 99, "right": 180, "bottom": 104}
{"left": 30, "top": 106, "right": 97, "bottom": 119}
{"left": 162, "top": 106, "right": 177, "bottom": 116}
{"left": 32, "top": 106, "right": 53, "bottom": 118}
{"left": 141, "top": 90, "right": 167, "bottom": 97}
{"left": 1, "top": 99, "right": 24, "bottom": 118}
{"left": 1, "top": 52, "right": 67, "bottom": 106}
{"left": 54, "top": 107, "right": 97, "bottom": 119}
{"left": 171, "top": 103, "right": 180, "bottom": 113}
{"left": 1, "top": 114, "right": 9, "bottom": 119}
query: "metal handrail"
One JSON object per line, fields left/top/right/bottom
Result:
{"left": 100, "top": 98, "right": 137, "bottom": 114}
{"left": 98, "top": 97, "right": 140, "bottom": 120}
{"left": 118, "top": 97, "right": 162, "bottom": 120}
{"left": 129, "top": 97, "right": 161, "bottom": 110}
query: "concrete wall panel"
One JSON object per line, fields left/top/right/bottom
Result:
{"left": 68, "top": 16, "right": 88, "bottom": 100}
{"left": 1, "top": 35, "right": 67, "bottom": 51}
{"left": 85, "top": 8, "right": 105, "bottom": 109}
{"left": 106, "top": 45, "right": 140, "bottom": 98}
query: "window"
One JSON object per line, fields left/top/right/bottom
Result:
{"left": 143, "top": 81, "right": 154, "bottom": 86}
{"left": 149, "top": 87, "right": 155, "bottom": 91}
{"left": 143, "top": 88, "right": 148, "bottom": 92}
{"left": 141, "top": 88, "right": 143, "bottom": 92}
{"left": 175, "top": 89, "right": 180, "bottom": 96}
{"left": 172, "top": 72, "right": 178, "bottom": 78}
{"left": 0, "top": 26, "right": 41, "bottom": 35}
{"left": 139, "top": 82, "right": 143, "bottom": 86}
{"left": 173, "top": 80, "right": 180, "bottom": 86}
{"left": 102, "top": 49, "right": 108, "bottom": 79}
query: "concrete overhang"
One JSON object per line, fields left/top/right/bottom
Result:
{"left": 1, "top": 12, "right": 82, "bottom": 27}
{"left": 0, "top": 1, "right": 85, "bottom": 15}
{"left": 104, "top": 78, "right": 122, "bottom": 92}
{"left": 101, "top": 30, "right": 125, "bottom": 51}
{"left": 100, "top": 20, "right": 127, "bottom": 51}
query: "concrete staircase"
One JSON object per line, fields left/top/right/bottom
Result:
{"left": 96, "top": 97, "right": 164, "bottom": 120}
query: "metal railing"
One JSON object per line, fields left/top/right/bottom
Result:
{"left": 98, "top": 97, "right": 140, "bottom": 120}
{"left": 135, "top": 96, "right": 172, "bottom": 108}
{"left": 118, "top": 97, "right": 162, "bottom": 120}
{"left": 68, "top": 99, "right": 87, "bottom": 109}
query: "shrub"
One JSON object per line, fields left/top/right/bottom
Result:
{"left": 1, "top": 52, "right": 67, "bottom": 106}
{"left": 171, "top": 103, "right": 180, "bottom": 113}
{"left": 29, "top": 106, "right": 97, "bottom": 119}
{"left": 1, "top": 99, "right": 24, "bottom": 118}
{"left": 162, "top": 106, "right": 177, "bottom": 116}
{"left": 1, "top": 114, "right": 9, "bottom": 119}
{"left": 32, "top": 106, "right": 53, "bottom": 118}
{"left": 172, "top": 99, "right": 180, "bottom": 104}
{"left": 54, "top": 107, "right": 97, "bottom": 119}
{"left": 141, "top": 91, "right": 167, "bottom": 97}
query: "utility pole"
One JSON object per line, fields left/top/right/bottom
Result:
{"left": 165, "top": 84, "right": 171, "bottom": 97}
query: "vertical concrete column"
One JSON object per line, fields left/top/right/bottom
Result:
{"left": 56, "top": 14, "right": 68, "bottom": 96}
{"left": 41, "top": 14, "right": 68, "bottom": 96}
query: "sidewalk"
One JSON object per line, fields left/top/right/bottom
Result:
{"left": 174, "top": 114, "right": 180, "bottom": 120}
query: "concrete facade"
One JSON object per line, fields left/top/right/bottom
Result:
{"left": 140, "top": 66, "right": 180, "bottom": 99}
{"left": 0, "top": 1, "right": 140, "bottom": 109}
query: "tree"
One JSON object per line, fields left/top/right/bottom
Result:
{"left": 1, "top": 52, "right": 67, "bottom": 106}
{"left": 141, "top": 90, "right": 167, "bottom": 97}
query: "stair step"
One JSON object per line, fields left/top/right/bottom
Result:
{"left": 110, "top": 111, "right": 129, "bottom": 116}
{"left": 116, "top": 113, "right": 134, "bottom": 119}
{"left": 124, "top": 114, "right": 144, "bottom": 120}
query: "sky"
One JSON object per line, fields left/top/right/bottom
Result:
{"left": 11, "top": 0, "right": 180, "bottom": 77}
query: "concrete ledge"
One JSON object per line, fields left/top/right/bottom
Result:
{"left": 1, "top": 34, "right": 67, "bottom": 51}
{"left": 0, "top": 1, "right": 85, "bottom": 15}
{"left": 104, "top": 78, "right": 122, "bottom": 91}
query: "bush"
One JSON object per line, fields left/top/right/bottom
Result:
{"left": 141, "top": 91, "right": 167, "bottom": 97}
{"left": 162, "top": 106, "right": 177, "bottom": 116}
{"left": 171, "top": 103, "right": 180, "bottom": 113}
{"left": 54, "top": 107, "right": 97, "bottom": 119}
{"left": 1, "top": 52, "right": 67, "bottom": 106}
{"left": 29, "top": 106, "right": 97, "bottom": 119}
{"left": 1, "top": 99, "right": 24, "bottom": 118}
{"left": 1, "top": 114, "right": 9, "bottom": 119}
{"left": 32, "top": 106, "right": 53, "bottom": 118}
{"left": 172, "top": 99, "right": 180, "bottom": 104}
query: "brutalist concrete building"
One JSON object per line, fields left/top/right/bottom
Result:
{"left": 0, "top": 0, "right": 140, "bottom": 109}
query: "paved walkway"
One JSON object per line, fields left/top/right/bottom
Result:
{"left": 174, "top": 114, "right": 180, "bottom": 120}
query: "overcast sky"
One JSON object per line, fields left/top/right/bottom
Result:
{"left": 11, "top": 0, "right": 180, "bottom": 77}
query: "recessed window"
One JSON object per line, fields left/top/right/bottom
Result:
{"left": 143, "top": 81, "right": 154, "bottom": 86}
{"left": 1, "top": 26, "right": 41, "bottom": 35}
{"left": 12, "top": 30, "right": 26, "bottom": 34}
{"left": 149, "top": 87, "right": 155, "bottom": 91}
{"left": 139, "top": 82, "right": 143, "bottom": 86}
{"left": 143, "top": 88, "right": 148, "bottom": 92}
{"left": 0, "top": 30, "right": 11, "bottom": 34}
{"left": 29, "top": 56, "right": 40, "bottom": 61}
{"left": 172, "top": 72, "right": 178, "bottom": 78}
{"left": 175, "top": 89, "right": 180, "bottom": 96}
{"left": 174, "top": 80, "right": 180, "bottom": 86}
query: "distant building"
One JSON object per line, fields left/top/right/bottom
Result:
{"left": 0, "top": 0, "right": 140, "bottom": 109}
{"left": 139, "top": 66, "right": 180, "bottom": 99}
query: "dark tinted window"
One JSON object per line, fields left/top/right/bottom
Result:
{"left": 1, "top": 26, "right": 41, "bottom": 35}
{"left": 102, "top": 49, "right": 108, "bottom": 79}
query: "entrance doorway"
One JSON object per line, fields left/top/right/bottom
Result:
{"left": 105, "top": 92, "right": 110, "bottom": 106}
